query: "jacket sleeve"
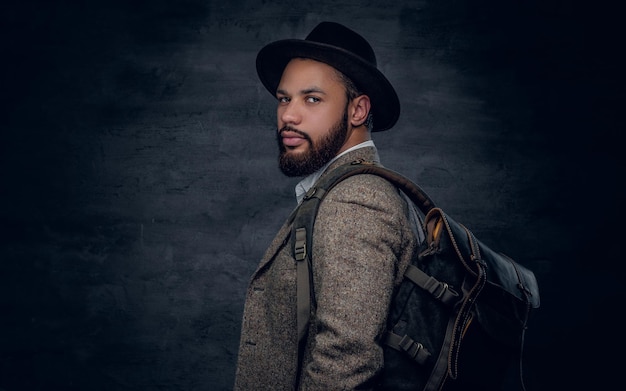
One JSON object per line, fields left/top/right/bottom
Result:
{"left": 298, "top": 174, "right": 417, "bottom": 391}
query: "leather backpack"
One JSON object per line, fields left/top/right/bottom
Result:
{"left": 292, "top": 160, "right": 540, "bottom": 390}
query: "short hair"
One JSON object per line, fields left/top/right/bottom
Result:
{"left": 333, "top": 69, "right": 374, "bottom": 132}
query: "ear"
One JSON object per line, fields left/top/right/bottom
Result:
{"left": 350, "top": 95, "right": 371, "bottom": 127}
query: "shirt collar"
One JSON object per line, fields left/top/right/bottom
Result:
{"left": 294, "top": 140, "right": 376, "bottom": 204}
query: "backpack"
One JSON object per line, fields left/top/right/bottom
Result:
{"left": 291, "top": 160, "right": 540, "bottom": 390}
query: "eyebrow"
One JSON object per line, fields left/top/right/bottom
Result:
{"left": 276, "top": 87, "right": 327, "bottom": 96}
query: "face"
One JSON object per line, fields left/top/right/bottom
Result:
{"left": 275, "top": 58, "right": 351, "bottom": 177}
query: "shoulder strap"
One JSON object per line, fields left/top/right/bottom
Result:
{"left": 292, "top": 159, "right": 436, "bottom": 344}
{"left": 312, "top": 159, "right": 436, "bottom": 214}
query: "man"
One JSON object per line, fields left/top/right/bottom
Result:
{"left": 234, "top": 22, "right": 420, "bottom": 390}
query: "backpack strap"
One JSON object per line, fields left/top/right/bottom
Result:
{"left": 291, "top": 160, "right": 437, "bottom": 353}
{"left": 293, "top": 186, "right": 327, "bottom": 343}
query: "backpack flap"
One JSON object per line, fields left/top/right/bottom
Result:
{"left": 422, "top": 207, "right": 540, "bottom": 348}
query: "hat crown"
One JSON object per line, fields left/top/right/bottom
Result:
{"left": 305, "top": 22, "right": 377, "bottom": 67}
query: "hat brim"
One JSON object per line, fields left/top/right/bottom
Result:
{"left": 256, "top": 39, "right": 400, "bottom": 132}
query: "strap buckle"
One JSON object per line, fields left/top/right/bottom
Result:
{"left": 431, "top": 281, "right": 449, "bottom": 300}
{"left": 399, "top": 335, "right": 428, "bottom": 364}
{"left": 294, "top": 227, "right": 307, "bottom": 261}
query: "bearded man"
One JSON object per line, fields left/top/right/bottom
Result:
{"left": 234, "top": 21, "right": 419, "bottom": 390}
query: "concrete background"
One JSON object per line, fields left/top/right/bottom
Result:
{"left": 1, "top": 0, "right": 622, "bottom": 390}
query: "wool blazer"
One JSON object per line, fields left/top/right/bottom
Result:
{"left": 234, "top": 147, "right": 419, "bottom": 391}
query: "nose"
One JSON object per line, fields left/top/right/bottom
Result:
{"left": 278, "top": 100, "right": 301, "bottom": 126}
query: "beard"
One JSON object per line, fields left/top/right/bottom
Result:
{"left": 276, "top": 109, "right": 349, "bottom": 177}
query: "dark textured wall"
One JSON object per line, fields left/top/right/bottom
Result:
{"left": 1, "top": 0, "right": 622, "bottom": 390}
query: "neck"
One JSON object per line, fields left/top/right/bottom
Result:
{"left": 338, "top": 125, "right": 370, "bottom": 154}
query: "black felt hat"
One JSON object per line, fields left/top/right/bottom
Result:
{"left": 256, "top": 21, "right": 400, "bottom": 132}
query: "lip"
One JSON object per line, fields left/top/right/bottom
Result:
{"left": 281, "top": 131, "right": 306, "bottom": 147}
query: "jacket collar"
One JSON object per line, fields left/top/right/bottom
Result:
{"left": 295, "top": 143, "right": 380, "bottom": 203}
{"left": 321, "top": 145, "right": 380, "bottom": 178}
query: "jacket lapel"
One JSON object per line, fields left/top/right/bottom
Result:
{"left": 251, "top": 208, "right": 295, "bottom": 276}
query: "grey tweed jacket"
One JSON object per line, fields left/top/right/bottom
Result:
{"left": 234, "top": 147, "right": 419, "bottom": 391}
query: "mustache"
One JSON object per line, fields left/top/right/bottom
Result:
{"left": 278, "top": 126, "right": 310, "bottom": 140}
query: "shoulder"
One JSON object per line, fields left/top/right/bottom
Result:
{"left": 312, "top": 171, "right": 416, "bottom": 275}
{"left": 323, "top": 173, "right": 404, "bottom": 209}
{"left": 315, "top": 173, "right": 409, "bottom": 234}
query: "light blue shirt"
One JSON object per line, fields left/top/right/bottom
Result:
{"left": 294, "top": 140, "right": 378, "bottom": 204}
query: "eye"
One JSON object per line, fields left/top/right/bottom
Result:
{"left": 277, "top": 96, "right": 290, "bottom": 103}
{"left": 306, "top": 96, "right": 320, "bottom": 103}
